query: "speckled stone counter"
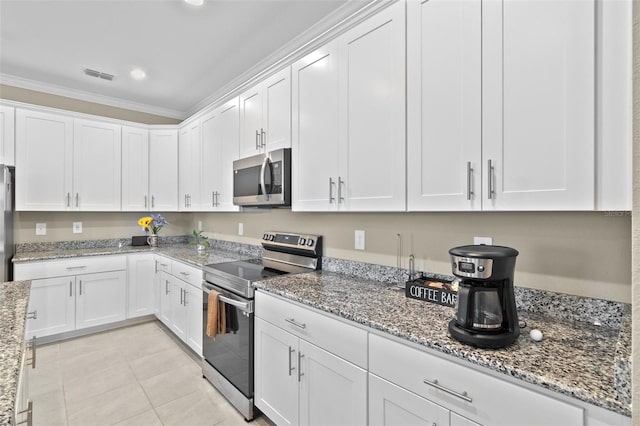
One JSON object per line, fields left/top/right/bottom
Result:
{"left": 253, "top": 270, "right": 632, "bottom": 417}
{"left": 12, "top": 242, "right": 257, "bottom": 268}
{"left": 0, "top": 280, "right": 31, "bottom": 426}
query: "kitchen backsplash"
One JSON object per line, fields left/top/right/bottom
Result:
{"left": 14, "top": 237, "right": 629, "bottom": 331}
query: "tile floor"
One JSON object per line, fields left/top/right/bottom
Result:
{"left": 29, "top": 320, "right": 273, "bottom": 426}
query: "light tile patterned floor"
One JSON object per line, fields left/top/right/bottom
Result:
{"left": 29, "top": 321, "right": 273, "bottom": 426}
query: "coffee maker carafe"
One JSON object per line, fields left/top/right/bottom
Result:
{"left": 448, "top": 245, "right": 519, "bottom": 348}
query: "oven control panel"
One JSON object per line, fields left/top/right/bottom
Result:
{"left": 262, "top": 231, "right": 320, "bottom": 250}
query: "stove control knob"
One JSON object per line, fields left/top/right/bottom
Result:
{"left": 263, "top": 233, "right": 268, "bottom": 240}
{"left": 307, "top": 239, "right": 314, "bottom": 247}
{"left": 477, "top": 265, "right": 485, "bottom": 272}
{"left": 299, "top": 238, "right": 306, "bottom": 245}
{"left": 268, "top": 234, "right": 275, "bottom": 241}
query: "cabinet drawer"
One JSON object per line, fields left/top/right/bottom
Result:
{"left": 14, "top": 255, "right": 127, "bottom": 280}
{"left": 255, "top": 291, "right": 367, "bottom": 368}
{"left": 369, "top": 334, "right": 583, "bottom": 426}
{"left": 155, "top": 256, "right": 172, "bottom": 274}
{"left": 171, "top": 260, "right": 202, "bottom": 288}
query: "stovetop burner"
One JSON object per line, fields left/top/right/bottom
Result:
{"left": 203, "top": 231, "right": 323, "bottom": 299}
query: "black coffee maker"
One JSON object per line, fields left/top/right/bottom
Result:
{"left": 448, "top": 245, "right": 519, "bottom": 349}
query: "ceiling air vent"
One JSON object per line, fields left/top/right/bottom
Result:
{"left": 83, "top": 68, "right": 115, "bottom": 81}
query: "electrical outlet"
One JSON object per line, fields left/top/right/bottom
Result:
{"left": 355, "top": 230, "right": 365, "bottom": 250}
{"left": 238, "top": 223, "right": 244, "bottom": 236}
{"left": 35, "top": 223, "right": 46, "bottom": 236}
{"left": 197, "top": 220, "right": 202, "bottom": 231}
{"left": 73, "top": 222, "right": 82, "bottom": 234}
{"left": 474, "top": 236, "right": 493, "bottom": 245}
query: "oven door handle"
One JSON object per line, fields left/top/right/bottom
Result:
{"left": 204, "top": 286, "right": 254, "bottom": 313}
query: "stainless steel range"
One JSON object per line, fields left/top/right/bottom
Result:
{"left": 201, "top": 231, "right": 322, "bottom": 421}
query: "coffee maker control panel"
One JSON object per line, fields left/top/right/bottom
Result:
{"left": 451, "top": 255, "right": 493, "bottom": 279}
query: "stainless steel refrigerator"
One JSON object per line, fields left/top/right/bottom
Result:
{"left": 0, "top": 166, "right": 14, "bottom": 282}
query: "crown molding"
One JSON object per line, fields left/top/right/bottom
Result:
{"left": 186, "top": 0, "right": 396, "bottom": 117}
{"left": 0, "top": 73, "right": 187, "bottom": 120}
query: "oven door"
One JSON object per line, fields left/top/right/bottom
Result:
{"left": 202, "top": 281, "right": 254, "bottom": 398}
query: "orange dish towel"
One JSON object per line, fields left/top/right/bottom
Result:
{"left": 206, "top": 290, "right": 226, "bottom": 338}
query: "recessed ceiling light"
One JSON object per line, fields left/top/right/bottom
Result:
{"left": 130, "top": 68, "right": 146, "bottom": 81}
{"left": 184, "top": 0, "right": 204, "bottom": 6}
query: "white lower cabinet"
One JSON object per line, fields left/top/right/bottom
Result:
{"left": 369, "top": 334, "right": 583, "bottom": 426}
{"left": 127, "top": 253, "right": 156, "bottom": 318}
{"left": 254, "top": 291, "right": 367, "bottom": 426}
{"left": 23, "top": 271, "right": 126, "bottom": 339}
{"left": 15, "top": 256, "right": 127, "bottom": 340}
{"left": 155, "top": 258, "right": 203, "bottom": 356}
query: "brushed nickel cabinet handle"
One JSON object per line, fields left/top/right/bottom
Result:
{"left": 75, "top": 193, "right": 79, "bottom": 207}
{"left": 285, "top": 318, "right": 306, "bottom": 329}
{"left": 69, "top": 281, "right": 73, "bottom": 297}
{"left": 16, "top": 400, "right": 33, "bottom": 425}
{"left": 79, "top": 280, "right": 82, "bottom": 296}
{"left": 28, "top": 336, "right": 36, "bottom": 369}
{"left": 288, "top": 347, "right": 295, "bottom": 376}
{"left": 261, "top": 128, "right": 266, "bottom": 148}
{"left": 466, "top": 161, "right": 474, "bottom": 201}
{"left": 165, "top": 280, "right": 170, "bottom": 295}
{"left": 26, "top": 311, "right": 37, "bottom": 320}
{"left": 329, "top": 177, "right": 335, "bottom": 203}
{"left": 423, "top": 379, "right": 472, "bottom": 403}
{"left": 298, "top": 352, "right": 304, "bottom": 382}
{"left": 144, "top": 195, "right": 148, "bottom": 209}
{"left": 338, "top": 177, "right": 345, "bottom": 203}
{"left": 256, "top": 130, "right": 260, "bottom": 150}
{"left": 487, "top": 159, "right": 495, "bottom": 199}
{"left": 67, "top": 193, "right": 71, "bottom": 207}
{"left": 151, "top": 195, "right": 155, "bottom": 208}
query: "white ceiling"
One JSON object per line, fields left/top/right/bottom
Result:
{"left": 0, "top": 0, "right": 370, "bottom": 119}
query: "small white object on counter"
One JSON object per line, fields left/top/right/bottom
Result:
{"left": 530, "top": 329, "right": 543, "bottom": 342}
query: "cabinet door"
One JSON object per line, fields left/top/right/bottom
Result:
{"left": 201, "top": 99, "right": 240, "bottom": 212}
{"left": 73, "top": 119, "right": 122, "bottom": 211}
{"left": 451, "top": 412, "right": 481, "bottom": 426}
{"left": 0, "top": 105, "right": 15, "bottom": 166}
{"left": 158, "top": 271, "right": 173, "bottom": 327}
{"left": 149, "top": 129, "right": 178, "bottom": 211}
{"left": 262, "top": 67, "right": 291, "bottom": 152}
{"left": 184, "top": 282, "right": 203, "bottom": 356}
{"left": 171, "top": 280, "right": 188, "bottom": 342}
{"left": 26, "top": 277, "right": 75, "bottom": 339}
{"left": 15, "top": 109, "right": 73, "bottom": 211}
{"left": 122, "top": 126, "right": 150, "bottom": 211}
{"left": 255, "top": 317, "right": 299, "bottom": 426}
{"left": 338, "top": 2, "right": 406, "bottom": 211}
{"left": 407, "top": 0, "right": 482, "bottom": 211}
{"left": 179, "top": 120, "right": 201, "bottom": 211}
{"left": 483, "top": 0, "right": 595, "bottom": 210}
{"left": 127, "top": 253, "right": 156, "bottom": 318}
{"left": 75, "top": 270, "right": 127, "bottom": 329}
{"left": 299, "top": 340, "right": 367, "bottom": 426}
{"left": 291, "top": 42, "right": 340, "bottom": 211}
{"left": 369, "top": 374, "right": 449, "bottom": 426}
{"left": 239, "top": 84, "right": 263, "bottom": 158}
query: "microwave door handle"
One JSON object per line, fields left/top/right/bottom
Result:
{"left": 260, "top": 156, "right": 270, "bottom": 201}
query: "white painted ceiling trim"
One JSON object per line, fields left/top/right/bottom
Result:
{"left": 187, "top": 0, "right": 395, "bottom": 118}
{"left": 0, "top": 73, "right": 187, "bottom": 120}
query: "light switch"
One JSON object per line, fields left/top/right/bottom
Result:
{"left": 35, "top": 223, "right": 46, "bottom": 236}
{"left": 474, "top": 236, "right": 493, "bottom": 245}
{"left": 238, "top": 223, "right": 244, "bottom": 236}
{"left": 73, "top": 222, "right": 83, "bottom": 234}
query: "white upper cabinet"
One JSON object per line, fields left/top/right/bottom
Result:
{"left": 0, "top": 105, "right": 15, "bottom": 166}
{"left": 407, "top": 0, "right": 482, "bottom": 211}
{"left": 293, "top": 2, "right": 405, "bottom": 212}
{"left": 16, "top": 109, "right": 73, "bottom": 211}
{"left": 201, "top": 97, "right": 240, "bottom": 212}
{"left": 409, "top": 0, "right": 596, "bottom": 211}
{"left": 73, "top": 119, "right": 122, "bottom": 211}
{"left": 292, "top": 42, "right": 341, "bottom": 212}
{"left": 121, "top": 126, "right": 150, "bottom": 211}
{"left": 178, "top": 119, "right": 201, "bottom": 211}
{"left": 337, "top": 1, "right": 406, "bottom": 211}
{"left": 149, "top": 129, "right": 179, "bottom": 211}
{"left": 483, "top": 0, "right": 595, "bottom": 211}
{"left": 239, "top": 67, "right": 291, "bottom": 158}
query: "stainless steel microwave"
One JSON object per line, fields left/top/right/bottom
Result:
{"left": 233, "top": 148, "right": 291, "bottom": 207}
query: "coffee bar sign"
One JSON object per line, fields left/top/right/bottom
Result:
{"left": 405, "top": 279, "right": 457, "bottom": 307}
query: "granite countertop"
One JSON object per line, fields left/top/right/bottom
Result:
{"left": 0, "top": 280, "right": 31, "bottom": 426}
{"left": 12, "top": 244, "right": 255, "bottom": 268}
{"left": 253, "top": 270, "right": 632, "bottom": 417}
